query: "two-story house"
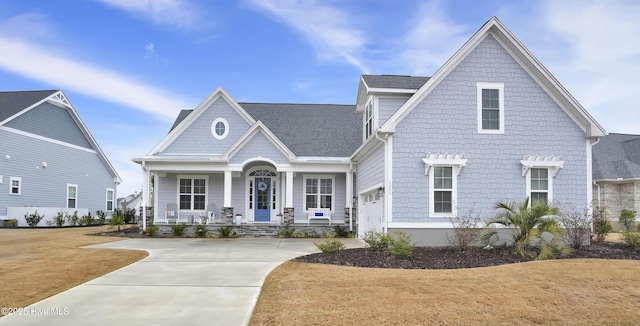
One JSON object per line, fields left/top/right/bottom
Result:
{"left": 135, "top": 17, "right": 605, "bottom": 245}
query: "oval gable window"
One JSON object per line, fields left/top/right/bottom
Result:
{"left": 211, "top": 118, "right": 229, "bottom": 140}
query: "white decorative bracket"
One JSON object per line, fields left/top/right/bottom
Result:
{"left": 520, "top": 155, "right": 564, "bottom": 177}
{"left": 422, "top": 153, "right": 468, "bottom": 176}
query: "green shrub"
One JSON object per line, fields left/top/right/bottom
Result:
{"left": 53, "top": 211, "right": 66, "bottom": 227}
{"left": 292, "top": 231, "right": 309, "bottom": 238}
{"left": 145, "top": 225, "right": 159, "bottom": 237}
{"left": 67, "top": 211, "right": 79, "bottom": 226}
{"left": 334, "top": 225, "right": 349, "bottom": 237}
{"left": 593, "top": 206, "right": 612, "bottom": 243}
{"left": 96, "top": 210, "right": 107, "bottom": 225}
{"left": 389, "top": 231, "right": 416, "bottom": 258}
{"left": 194, "top": 224, "right": 208, "bottom": 237}
{"left": 314, "top": 239, "right": 345, "bottom": 254}
{"left": 619, "top": 209, "right": 637, "bottom": 232}
{"left": 171, "top": 223, "right": 187, "bottom": 236}
{"left": 24, "top": 211, "right": 44, "bottom": 227}
{"left": 4, "top": 219, "right": 17, "bottom": 227}
{"left": 218, "top": 226, "right": 239, "bottom": 238}
{"left": 621, "top": 231, "right": 640, "bottom": 249}
{"left": 79, "top": 212, "right": 94, "bottom": 226}
{"left": 109, "top": 214, "right": 126, "bottom": 231}
{"left": 362, "top": 230, "right": 392, "bottom": 251}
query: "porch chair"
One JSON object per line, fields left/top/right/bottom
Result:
{"left": 205, "top": 204, "right": 218, "bottom": 224}
{"left": 165, "top": 203, "right": 178, "bottom": 224}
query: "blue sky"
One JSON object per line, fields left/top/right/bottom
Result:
{"left": 1, "top": 0, "right": 639, "bottom": 198}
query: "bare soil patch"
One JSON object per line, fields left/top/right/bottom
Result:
{"left": 0, "top": 226, "right": 148, "bottom": 310}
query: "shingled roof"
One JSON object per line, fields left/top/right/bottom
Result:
{"left": 593, "top": 133, "right": 640, "bottom": 180}
{"left": 170, "top": 103, "right": 362, "bottom": 157}
{"left": 0, "top": 90, "right": 57, "bottom": 122}
{"left": 361, "top": 75, "right": 430, "bottom": 89}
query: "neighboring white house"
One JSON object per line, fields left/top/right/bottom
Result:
{"left": 134, "top": 17, "right": 606, "bottom": 245}
{"left": 0, "top": 90, "right": 121, "bottom": 226}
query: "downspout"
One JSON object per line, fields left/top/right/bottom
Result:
{"left": 590, "top": 137, "right": 601, "bottom": 210}
{"left": 349, "top": 162, "right": 354, "bottom": 232}
{"left": 374, "top": 132, "right": 388, "bottom": 235}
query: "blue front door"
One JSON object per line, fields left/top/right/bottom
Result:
{"left": 254, "top": 177, "right": 271, "bottom": 222}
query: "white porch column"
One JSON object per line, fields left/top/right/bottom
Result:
{"left": 285, "top": 171, "right": 294, "bottom": 207}
{"left": 224, "top": 170, "right": 232, "bottom": 207}
{"left": 142, "top": 165, "right": 151, "bottom": 204}
{"left": 346, "top": 169, "right": 353, "bottom": 231}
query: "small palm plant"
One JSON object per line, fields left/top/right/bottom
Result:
{"left": 484, "top": 198, "right": 569, "bottom": 260}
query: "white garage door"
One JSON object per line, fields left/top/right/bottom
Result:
{"left": 359, "top": 192, "right": 383, "bottom": 237}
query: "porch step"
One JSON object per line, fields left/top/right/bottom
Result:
{"left": 150, "top": 223, "right": 343, "bottom": 238}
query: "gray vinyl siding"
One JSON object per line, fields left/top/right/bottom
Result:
{"left": 162, "top": 97, "right": 251, "bottom": 154}
{"left": 4, "top": 102, "right": 92, "bottom": 149}
{"left": 378, "top": 96, "right": 410, "bottom": 126}
{"left": 229, "top": 132, "right": 290, "bottom": 164}
{"left": 356, "top": 144, "right": 385, "bottom": 193}
{"left": 156, "top": 172, "right": 226, "bottom": 220}
{"left": 292, "top": 173, "right": 346, "bottom": 222}
{"left": 231, "top": 174, "right": 245, "bottom": 213}
{"left": 392, "top": 34, "right": 587, "bottom": 223}
{"left": 0, "top": 130, "right": 115, "bottom": 217}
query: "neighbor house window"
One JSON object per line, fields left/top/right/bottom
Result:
{"left": 67, "top": 184, "right": 78, "bottom": 208}
{"left": 304, "top": 176, "right": 334, "bottom": 211}
{"left": 364, "top": 98, "right": 374, "bottom": 140}
{"left": 477, "top": 82, "right": 504, "bottom": 133}
{"left": 529, "top": 168, "right": 549, "bottom": 203}
{"left": 211, "top": 118, "right": 229, "bottom": 140}
{"left": 10, "top": 177, "right": 21, "bottom": 195}
{"left": 106, "top": 188, "right": 114, "bottom": 212}
{"left": 178, "top": 176, "right": 207, "bottom": 210}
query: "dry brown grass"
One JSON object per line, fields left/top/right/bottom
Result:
{"left": 252, "top": 255, "right": 640, "bottom": 325}
{"left": 0, "top": 226, "right": 147, "bottom": 309}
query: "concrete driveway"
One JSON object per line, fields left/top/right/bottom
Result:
{"left": 0, "top": 238, "right": 364, "bottom": 326}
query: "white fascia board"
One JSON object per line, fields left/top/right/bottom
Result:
{"left": 350, "top": 131, "right": 387, "bottom": 162}
{"left": 594, "top": 178, "right": 640, "bottom": 184}
{"left": 147, "top": 87, "right": 256, "bottom": 155}
{"left": 355, "top": 76, "right": 369, "bottom": 112}
{"left": 285, "top": 163, "right": 351, "bottom": 173}
{"left": 368, "top": 87, "right": 418, "bottom": 94}
{"left": 296, "top": 156, "right": 351, "bottom": 163}
{"left": 220, "top": 121, "right": 297, "bottom": 161}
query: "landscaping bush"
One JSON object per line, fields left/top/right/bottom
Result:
{"left": 218, "top": 226, "right": 239, "bottom": 238}
{"left": 446, "top": 207, "right": 483, "bottom": 251}
{"left": 389, "top": 231, "right": 415, "bottom": 259}
{"left": 592, "top": 206, "right": 612, "bottom": 243}
{"left": 145, "top": 225, "right": 159, "bottom": 237}
{"left": 194, "top": 224, "right": 208, "bottom": 237}
{"left": 292, "top": 231, "right": 309, "bottom": 238}
{"left": 4, "top": 219, "right": 17, "bottom": 227}
{"left": 96, "top": 210, "right": 107, "bottom": 225}
{"left": 619, "top": 209, "right": 637, "bottom": 232}
{"left": 79, "top": 212, "right": 94, "bottom": 226}
{"left": 314, "top": 239, "right": 345, "bottom": 254}
{"left": 108, "top": 214, "right": 126, "bottom": 231}
{"left": 24, "top": 211, "right": 44, "bottom": 228}
{"left": 53, "top": 211, "right": 66, "bottom": 227}
{"left": 66, "top": 211, "right": 79, "bottom": 226}
{"left": 171, "top": 223, "right": 187, "bottom": 236}
{"left": 558, "top": 203, "right": 592, "bottom": 249}
{"left": 362, "top": 230, "right": 392, "bottom": 251}
{"left": 334, "top": 225, "right": 350, "bottom": 237}
{"left": 484, "top": 198, "right": 569, "bottom": 260}
{"left": 621, "top": 231, "right": 640, "bottom": 249}
{"left": 277, "top": 221, "right": 295, "bottom": 238}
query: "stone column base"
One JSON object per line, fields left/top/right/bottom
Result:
{"left": 222, "top": 207, "right": 234, "bottom": 225}
{"left": 283, "top": 207, "right": 294, "bottom": 224}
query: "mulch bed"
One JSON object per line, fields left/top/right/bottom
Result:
{"left": 295, "top": 242, "right": 640, "bottom": 269}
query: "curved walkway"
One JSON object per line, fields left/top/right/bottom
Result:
{"left": 0, "top": 238, "right": 364, "bottom": 326}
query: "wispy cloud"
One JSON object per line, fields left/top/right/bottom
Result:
{"left": 397, "top": 1, "right": 469, "bottom": 76}
{"left": 95, "top": 0, "right": 208, "bottom": 31}
{"left": 245, "top": 0, "right": 369, "bottom": 72}
{"left": 540, "top": 0, "right": 640, "bottom": 133}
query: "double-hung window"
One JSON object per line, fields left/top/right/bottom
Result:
{"left": 521, "top": 155, "right": 563, "bottom": 205}
{"left": 304, "top": 176, "right": 334, "bottom": 211}
{"left": 423, "top": 153, "right": 467, "bottom": 217}
{"left": 106, "top": 188, "right": 114, "bottom": 212}
{"left": 364, "top": 98, "right": 374, "bottom": 140}
{"left": 477, "top": 82, "right": 504, "bottom": 133}
{"left": 9, "top": 177, "right": 21, "bottom": 195}
{"left": 67, "top": 184, "right": 78, "bottom": 209}
{"left": 179, "top": 176, "right": 207, "bottom": 210}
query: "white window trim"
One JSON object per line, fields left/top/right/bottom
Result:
{"left": 176, "top": 175, "right": 209, "bottom": 211}
{"left": 67, "top": 184, "right": 78, "bottom": 209}
{"left": 423, "top": 153, "right": 467, "bottom": 218}
{"left": 527, "top": 168, "right": 551, "bottom": 202}
{"left": 363, "top": 96, "right": 376, "bottom": 141}
{"left": 211, "top": 118, "right": 229, "bottom": 140}
{"left": 9, "top": 176, "right": 21, "bottom": 195}
{"left": 106, "top": 188, "right": 115, "bottom": 212}
{"left": 521, "top": 155, "right": 563, "bottom": 203}
{"left": 303, "top": 175, "right": 336, "bottom": 213}
{"left": 477, "top": 82, "right": 505, "bottom": 134}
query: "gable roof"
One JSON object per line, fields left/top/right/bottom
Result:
{"left": 361, "top": 75, "right": 430, "bottom": 89}
{"left": 593, "top": 133, "right": 640, "bottom": 180}
{"left": 220, "top": 120, "right": 296, "bottom": 162}
{"left": 169, "top": 102, "right": 362, "bottom": 157}
{"left": 0, "top": 90, "right": 121, "bottom": 183}
{"left": 0, "top": 90, "right": 57, "bottom": 122}
{"left": 379, "top": 16, "right": 606, "bottom": 139}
